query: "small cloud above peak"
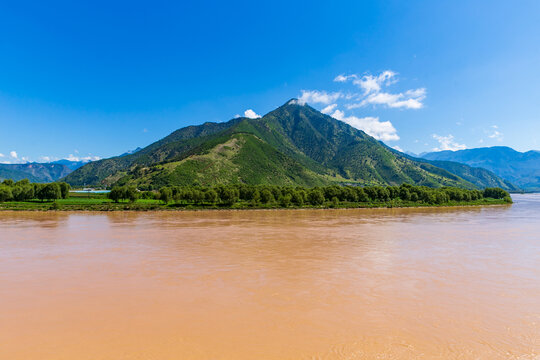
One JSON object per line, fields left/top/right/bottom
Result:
{"left": 286, "top": 98, "right": 300, "bottom": 105}
{"left": 244, "top": 109, "right": 261, "bottom": 119}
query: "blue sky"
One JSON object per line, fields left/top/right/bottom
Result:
{"left": 1, "top": 0, "right": 539, "bottom": 163}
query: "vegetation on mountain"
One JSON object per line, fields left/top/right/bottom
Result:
{"left": 64, "top": 101, "right": 505, "bottom": 190}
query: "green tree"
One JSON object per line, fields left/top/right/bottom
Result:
{"left": 483, "top": 187, "right": 508, "bottom": 199}
{"left": 125, "top": 186, "right": 139, "bottom": 202}
{"left": 279, "top": 193, "right": 292, "bottom": 207}
{"left": 58, "top": 182, "right": 71, "bottom": 199}
{"left": 0, "top": 185, "right": 13, "bottom": 202}
{"left": 291, "top": 190, "right": 305, "bottom": 206}
{"left": 399, "top": 187, "right": 411, "bottom": 201}
{"left": 2, "top": 179, "right": 14, "bottom": 187}
{"left": 308, "top": 188, "right": 325, "bottom": 205}
{"left": 38, "top": 183, "right": 61, "bottom": 201}
{"left": 159, "top": 187, "right": 172, "bottom": 204}
{"left": 356, "top": 188, "right": 369, "bottom": 202}
{"left": 220, "top": 187, "right": 238, "bottom": 205}
{"left": 260, "top": 189, "right": 274, "bottom": 204}
{"left": 108, "top": 186, "right": 124, "bottom": 203}
{"left": 205, "top": 189, "right": 218, "bottom": 204}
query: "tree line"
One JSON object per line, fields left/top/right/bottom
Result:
{"left": 108, "top": 183, "right": 512, "bottom": 207}
{"left": 0, "top": 179, "right": 70, "bottom": 202}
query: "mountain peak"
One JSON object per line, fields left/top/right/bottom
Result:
{"left": 284, "top": 98, "right": 305, "bottom": 106}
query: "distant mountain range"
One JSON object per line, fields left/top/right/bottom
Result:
{"left": 422, "top": 147, "right": 540, "bottom": 191}
{"left": 0, "top": 148, "right": 144, "bottom": 183}
{"left": 0, "top": 160, "right": 91, "bottom": 183}
{"left": 62, "top": 100, "right": 515, "bottom": 191}
{"left": 0, "top": 163, "right": 73, "bottom": 182}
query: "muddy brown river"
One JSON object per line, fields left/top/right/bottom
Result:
{"left": 1, "top": 194, "right": 539, "bottom": 359}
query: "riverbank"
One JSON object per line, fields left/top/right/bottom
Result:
{"left": 0, "top": 197, "right": 511, "bottom": 211}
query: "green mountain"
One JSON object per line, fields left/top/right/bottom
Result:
{"left": 64, "top": 101, "right": 506, "bottom": 189}
{"left": 422, "top": 146, "right": 540, "bottom": 191}
{"left": 0, "top": 163, "right": 72, "bottom": 182}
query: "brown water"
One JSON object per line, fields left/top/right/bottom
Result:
{"left": 1, "top": 195, "right": 539, "bottom": 359}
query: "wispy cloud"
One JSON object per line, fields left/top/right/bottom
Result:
{"left": 487, "top": 125, "right": 503, "bottom": 141}
{"left": 9, "top": 151, "right": 17, "bottom": 159}
{"left": 334, "top": 74, "right": 357, "bottom": 83}
{"left": 432, "top": 134, "right": 467, "bottom": 151}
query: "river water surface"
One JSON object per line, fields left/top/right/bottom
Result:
{"left": 1, "top": 194, "right": 539, "bottom": 359}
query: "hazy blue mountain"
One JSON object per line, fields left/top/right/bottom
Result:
{"left": 0, "top": 163, "right": 72, "bottom": 182}
{"left": 383, "top": 147, "right": 518, "bottom": 191}
{"left": 422, "top": 146, "right": 540, "bottom": 191}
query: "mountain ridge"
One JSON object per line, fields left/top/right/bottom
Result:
{"left": 63, "top": 101, "right": 515, "bottom": 190}
{"left": 422, "top": 146, "right": 540, "bottom": 191}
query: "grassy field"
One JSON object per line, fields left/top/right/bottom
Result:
{"left": 0, "top": 192, "right": 511, "bottom": 211}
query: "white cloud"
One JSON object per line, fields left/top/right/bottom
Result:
{"left": 347, "top": 87, "right": 426, "bottom": 110}
{"left": 432, "top": 134, "right": 467, "bottom": 151}
{"left": 66, "top": 154, "right": 101, "bottom": 162}
{"left": 321, "top": 104, "right": 338, "bottom": 114}
{"left": 297, "top": 90, "right": 342, "bottom": 105}
{"left": 0, "top": 151, "right": 29, "bottom": 164}
{"left": 391, "top": 145, "right": 404, "bottom": 152}
{"left": 244, "top": 109, "right": 261, "bottom": 119}
{"left": 331, "top": 110, "right": 399, "bottom": 142}
{"left": 295, "top": 70, "right": 426, "bottom": 143}
{"left": 333, "top": 70, "right": 426, "bottom": 110}
{"left": 39, "top": 156, "right": 51, "bottom": 162}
